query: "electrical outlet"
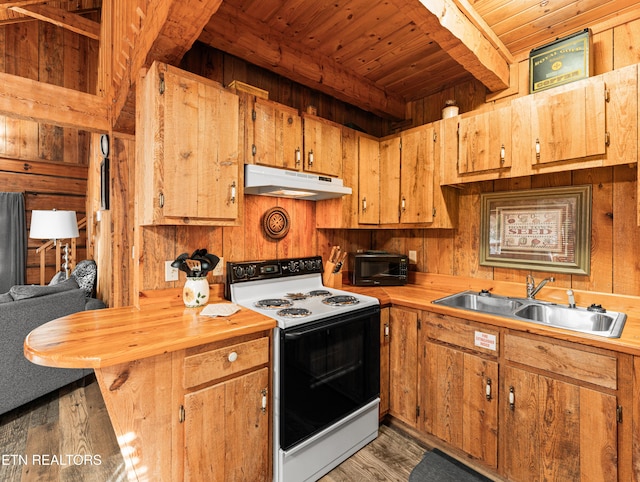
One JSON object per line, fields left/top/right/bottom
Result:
{"left": 165, "top": 260, "right": 179, "bottom": 282}
{"left": 408, "top": 250, "right": 417, "bottom": 264}
{"left": 212, "top": 257, "right": 224, "bottom": 276}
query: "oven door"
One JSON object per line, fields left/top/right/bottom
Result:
{"left": 279, "top": 305, "right": 380, "bottom": 450}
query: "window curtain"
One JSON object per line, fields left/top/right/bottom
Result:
{"left": 0, "top": 192, "right": 27, "bottom": 292}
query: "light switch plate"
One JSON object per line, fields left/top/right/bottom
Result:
{"left": 165, "top": 260, "right": 179, "bottom": 281}
{"left": 408, "top": 250, "right": 417, "bottom": 263}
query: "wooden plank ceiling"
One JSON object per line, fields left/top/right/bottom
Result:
{"left": 0, "top": 0, "right": 638, "bottom": 128}
{"left": 197, "top": 0, "right": 640, "bottom": 119}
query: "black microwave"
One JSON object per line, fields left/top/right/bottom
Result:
{"left": 350, "top": 251, "right": 409, "bottom": 286}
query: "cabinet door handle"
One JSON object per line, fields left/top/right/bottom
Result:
{"left": 308, "top": 149, "right": 314, "bottom": 166}
{"left": 295, "top": 147, "right": 301, "bottom": 166}
{"left": 485, "top": 378, "right": 492, "bottom": 401}
{"left": 362, "top": 197, "right": 367, "bottom": 213}
{"left": 500, "top": 144, "right": 505, "bottom": 165}
{"left": 230, "top": 181, "right": 237, "bottom": 204}
{"left": 261, "top": 388, "right": 268, "bottom": 413}
{"left": 401, "top": 196, "right": 406, "bottom": 212}
{"left": 535, "top": 138, "right": 541, "bottom": 161}
{"left": 227, "top": 351, "right": 238, "bottom": 363}
{"left": 384, "top": 323, "right": 390, "bottom": 341}
{"left": 509, "top": 386, "right": 515, "bottom": 410}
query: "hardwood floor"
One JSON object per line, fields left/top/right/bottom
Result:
{"left": 0, "top": 376, "right": 427, "bottom": 482}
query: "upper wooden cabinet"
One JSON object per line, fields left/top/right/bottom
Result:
{"left": 137, "top": 62, "right": 240, "bottom": 225}
{"left": 358, "top": 134, "right": 382, "bottom": 225}
{"left": 251, "top": 98, "right": 302, "bottom": 170}
{"left": 399, "top": 125, "right": 435, "bottom": 224}
{"left": 302, "top": 114, "right": 342, "bottom": 177}
{"left": 458, "top": 104, "right": 512, "bottom": 175}
{"left": 442, "top": 64, "right": 638, "bottom": 185}
{"left": 520, "top": 77, "right": 606, "bottom": 166}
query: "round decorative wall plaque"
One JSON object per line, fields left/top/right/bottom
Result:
{"left": 262, "top": 207, "right": 290, "bottom": 240}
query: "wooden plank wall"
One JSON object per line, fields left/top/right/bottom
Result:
{"left": 0, "top": 18, "right": 98, "bottom": 286}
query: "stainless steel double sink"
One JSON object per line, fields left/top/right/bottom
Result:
{"left": 432, "top": 290, "right": 627, "bottom": 338}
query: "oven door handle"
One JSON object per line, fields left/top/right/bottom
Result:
{"left": 282, "top": 307, "right": 378, "bottom": 340}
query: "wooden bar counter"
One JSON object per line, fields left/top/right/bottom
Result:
{"left": 24, "top": 293, "right": 276, "bottom": 482}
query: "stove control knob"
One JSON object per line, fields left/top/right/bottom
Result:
{"left": 305, "top": 260, "right": 314, "bottom": 271}
{"left": 245, "top": 265, "right": 256, "bottom": 278}
{"left": 234, "top": 266, "right": 245, "bottom": 279}
{"left": 288, "top": 261, "right": 299, "bottom": 272}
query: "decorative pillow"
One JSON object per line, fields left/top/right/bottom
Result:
{"left": 70, "top": 260, "right": 97, "bottom": 298}
{"left": 0, "top": 292, "right": 13, "bottom": 304}
{"left": 9, "top": 277, "right": 79, "bottom": 301}
{"left": 48, "top": 270, "right": 66, "bottom": 286}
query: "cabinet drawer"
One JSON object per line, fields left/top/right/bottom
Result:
{"left": 424, "top": 312, "right": 499, "bottom": 356}
{"left": 184, "top": 337, "right": 269, "bottom": 389}
{"left": 504, "top": 333, "right": 616, "bottom": 389}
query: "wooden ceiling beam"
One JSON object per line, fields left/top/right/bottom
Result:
{"left": 10, "top": 4, "right": 100, "bottom": 39}
{"left": 0, "top": 71, "right": 109, "bottom": 131}
{"left": 199, "top": 3, "right": 407, "bottom": 120}
{"left": 390, "top": 0, "right": 510, "bottom": 92}
{"left": 111, "top": 0, "right": 224, "bottom": 133}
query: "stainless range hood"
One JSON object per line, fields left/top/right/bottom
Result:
{"left": 244, "top": 164, "right": 352, "bottom": 200}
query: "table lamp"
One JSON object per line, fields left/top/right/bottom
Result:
{"left": 30, "top": 210, "right": 79, "bottom": 279}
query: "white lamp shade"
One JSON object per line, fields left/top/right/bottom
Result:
{"left": 30, "top": 210, "right": 79, "bottom": 240}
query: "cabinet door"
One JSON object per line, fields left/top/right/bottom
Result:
{"left": 458, "top": 105, "right": 511, "bottom": 174}
{"left": 253, "top": 99, "right": 302, "bottom": 170}
{"left": 400, "top": 126, "right": 434, "bottom": 224}
{"left": 531, "top": 78, "right": 605, "bottom": 165}
{"left": 378, "top": 135, "right": 401, "bottom": 224}
{"left": 389, "top": 306, "right": 419, "bottom": 427}
{"left": 183, "top": 367, "right": 269, "bottom": 482}
{"left": 423, "top": 343, "right": 498, "bottom": 468}
{"left": 163, "top": 67, "right": 239, "bottom": 220}
{"left": 502, "top": 365, "right": 618, "bottom": 482}
{"left": 379, "top": 307, "right": 390, "bottom": 418}
{"left": 358, "top": 135, "right": 381, "bottom": 224}
{"left": 303, "top": 115, "right": 342, "bottom": 177}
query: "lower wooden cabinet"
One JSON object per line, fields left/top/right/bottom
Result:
{"left": 94, "top": 332, "right": 271, "bottom": 482}
{"left": 183, "top": 368, "right": 270, "bottom": 481}
{"left": 389, "top": 306, "right": 419, "bottom": 427}
{"left": 385, "top": 305, "right": 630, "bottom": 482}
{"left": 181, "top": 334, "right": 271, "bottom": 482}
{"left": 420, "top": 311, "right": 498, "bottom": 468}
{"left": 501, "top": 365, "right": 617, "bottom": 482}
{"left": 379, "top": 307, "right": 390, "bottom": 418}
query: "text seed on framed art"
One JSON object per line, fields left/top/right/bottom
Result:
{"left": 480, "top": 186, "right": 591, "bottom": 275}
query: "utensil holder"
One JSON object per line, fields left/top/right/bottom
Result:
{"left": 183, "top": 277, "right": 210, "bottom": 307}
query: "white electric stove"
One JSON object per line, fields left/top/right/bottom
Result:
{"left": 227, "top": 256, "right": 381, "bottom": 482}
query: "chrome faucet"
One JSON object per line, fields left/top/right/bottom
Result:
{"left": 526, "top": 274, "right": 555, "bottom": 299}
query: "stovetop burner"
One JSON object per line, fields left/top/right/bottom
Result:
{"left": 255, "top": 298, "right": 293, "bottom": 309}
{"left": 322, "top": 295, "right": 360, "bottom": 306}
{"left": 277, "top": 308, "right": 312, "bottom": 318}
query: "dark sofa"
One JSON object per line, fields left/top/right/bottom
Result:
{"left": 0, "top": 280, "right": 105, "bottom": 415}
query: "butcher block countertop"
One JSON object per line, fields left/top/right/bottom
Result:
{"left": 25, "top": 273, "right": 640, "bottom": 370}
{"left": 24, "top": 291, "right": 275, "bottom": 369}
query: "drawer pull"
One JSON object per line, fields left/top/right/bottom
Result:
{"left": 228, "top": 351, "right": 238, "bottom": 363}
